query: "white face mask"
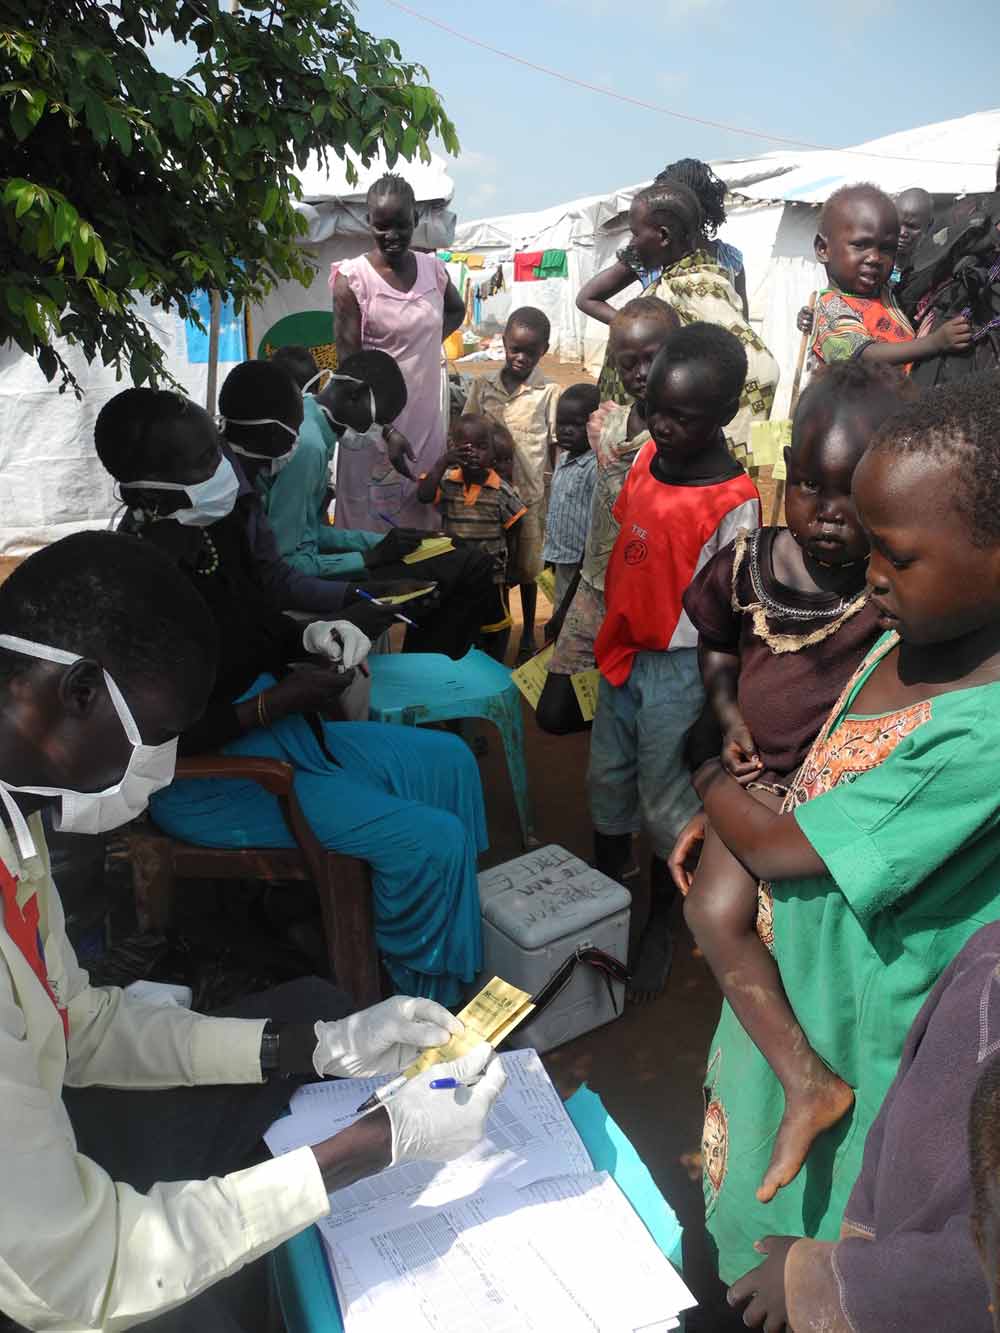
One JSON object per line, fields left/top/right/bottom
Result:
{"left": 0, "top": 635, "right": 178, "bottom": 860}
{"left": 221, "top": 417, "right": 300, "bottom": 476}
{"left": 302, "top": 371, "right": 377, "bottom": 433}
{"left": 129, "top": 454, "right": 240, "bottom": 527}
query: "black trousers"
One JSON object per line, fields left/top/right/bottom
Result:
{"left": 55, "top": 977, "right": 352, "bottom": 1333}
{"left": 366, "top": 545, "right": 496, "bottom": 659}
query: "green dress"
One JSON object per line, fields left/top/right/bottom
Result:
{"left": 705, "top": 632, "right": 1000, "bottom": 1281}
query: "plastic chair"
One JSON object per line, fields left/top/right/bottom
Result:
{"left": 129, "top": 756, "right": 383, "bottom": 1007}
{"left": 368, "top": 649, "right": 534, "bottom": 847}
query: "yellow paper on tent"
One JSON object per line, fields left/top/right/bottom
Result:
{"left": 403, "top": 976, "right": 535, "bottom": 1078}
{"left": 570, "top": 667, "right": 601, "bottom": 722}
{"left": 402, "top": 536, "right": 455, "bottom": 565}
{"left": 535, "top": 567, "right": 557, "bottom": 604}
{"left": 749, "top": 419, "right": 792, "bottom": 469}
{"left": 510, "top": 644, "right": 554, "bottom": 710}
{"left": 374, "top": 583, "right": 436, "bottom": 607}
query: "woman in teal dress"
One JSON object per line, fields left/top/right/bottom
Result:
{"left": 682, "top": 374, "right": 1000, "bottom": 1288}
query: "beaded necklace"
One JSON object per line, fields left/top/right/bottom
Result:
{"left": 131, "top": 516, "right": 220, "bottom": 578}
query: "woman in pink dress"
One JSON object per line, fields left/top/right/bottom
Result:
{"left": 332, "top": 174, "right": 466, "bottom": 531}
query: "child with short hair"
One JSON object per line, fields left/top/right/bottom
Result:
{"left": 811, "top": 182, "right": 972, "bottom": 370}
{"left": 542, "top": 383, "right": 601, "bottom": 611}
{"left": 464, "top": 307, "right": 561, "bottom": 660}
{"left": 675, "top": 361, "right": 910, "bottom": 1204}
{"left": 538, "top": 298, "right": 680, "bottom": 738}
{"left": 692, "top": 372, "right": 1000, "bottom": 1289}
{"left": 417, "top": 414, "right": 526, "bottom": 660}
{"left": 589, "top": 322, "right": 761, "bottom": 999}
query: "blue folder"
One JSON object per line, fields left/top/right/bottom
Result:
{"left": 272, "top": 1082, "right": 684, "bottom": 1332}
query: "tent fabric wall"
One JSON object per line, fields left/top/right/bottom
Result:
{"left": 0, "top": 297, "right": 245, "bottom": 556}
{"left": 453, "top": 110, "right": 1000, "bottom": 414}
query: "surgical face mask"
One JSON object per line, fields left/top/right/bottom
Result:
{"left": 302, "top": 370, "right": 377, "bottom": 433}
{"left": 221, "top": 416, "right": 300, "bottom": 476}
{"left": 129, "top": 454, "right": 240, "bottom": 527}
{"left": 0, "top": 635, "right": 178, "bottom": 860}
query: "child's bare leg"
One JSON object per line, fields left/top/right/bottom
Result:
{"left": 518, "top": 583, "right": 538, "bottom": 660}
{"left": 684, "top": 807, "right": 854, "bottom": 1203}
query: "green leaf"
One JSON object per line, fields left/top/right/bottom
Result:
{"left": 70, "top": 228, "right": 92, "bottom": 278}
{"left": 53, "top": 200, "right": 79, "bottom": 250}
{"left": 260, "top": 186, "right": 279, "bottom": 222}
{"left": 84, "top": 92, "right": 110, "bottom": 146}
{"left": 169, "top": 100, "right": 192, "bottom": 142}
{"left": 108, "top": 109, "right": 132, "bottom": 155}
{"left": 14, "top": 185, "right": 36, "bottom": 218}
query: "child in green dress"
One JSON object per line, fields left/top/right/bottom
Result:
{"left": 690, "top": 372, "right": 1000, "bottom": 1286}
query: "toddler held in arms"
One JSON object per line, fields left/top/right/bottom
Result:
{"left": 673, "top": 360, "right": 912, "bottom": 1204}
{"left": 811, "top": 182, "right": 971, "bottom": 372}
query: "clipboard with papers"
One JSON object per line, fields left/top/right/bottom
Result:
{"left": 269, "top": 1051, "right": 695, "bottom": 1333}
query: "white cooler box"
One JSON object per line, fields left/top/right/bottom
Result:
{"left": 475, "top": 845, "right": 631, "bottom": 1054}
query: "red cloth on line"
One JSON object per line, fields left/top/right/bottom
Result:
{"left": 0, "top": 860, "right": 67, "bottom": 1038}
{"left": 514, "top": 251, "right": 544, "bottom": 283}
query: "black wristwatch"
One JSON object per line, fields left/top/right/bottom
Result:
{"left": 260, "top": 1021, "right": 281, "bottom": 1078}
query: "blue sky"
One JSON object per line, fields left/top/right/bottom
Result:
{"left": 152, "top": 0, "right": 997, "bottom": 220}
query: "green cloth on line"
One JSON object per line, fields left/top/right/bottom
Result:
{"left": 535, "top": 248, "right": 568, "bottom": 279}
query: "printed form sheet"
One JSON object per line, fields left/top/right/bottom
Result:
{"left": 265, "top": 1050, "right": 592, "bottom": 1233}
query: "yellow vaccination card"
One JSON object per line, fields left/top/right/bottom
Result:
{"left": 535, "top": 568, "right": 557, "bottom": 603}
{"left": 511, "top": 644, "right": 554, "bottom": 710}
{"left": 569, "top": 668, "right": 601, "bottom": 722}
{"left": 403, "top": 977, "right": 535, "bottom": 1078}
{"left": 374, "top": 584, "right": 436, "bottom": 606}
{"left": 402, "top": 537, "right": 455, "bottom": 564}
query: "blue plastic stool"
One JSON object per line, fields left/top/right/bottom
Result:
{"left": 367, "top": 649, "right": 533, "bottom": 848}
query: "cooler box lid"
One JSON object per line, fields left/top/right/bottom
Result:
{"left": 477, "top": 846, "right": 631, "bottom": 950}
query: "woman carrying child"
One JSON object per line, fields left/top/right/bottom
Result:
{"left": 674, "top": 361, "right": 911, "bottom": 1208}
{"left": 579, "top": 183, "right": 777, "bottom": 466}
{"left": 684, "top": 373, "right": 1000, "bottom": 1290}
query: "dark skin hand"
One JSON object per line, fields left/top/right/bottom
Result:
{"left": 311, "top": 1107, "right": 392, "bottom": 1193}
{"left": 727, "top": 1236, "right": 797, "bottom": 1332}
{"left": 239, "top": 664, "right": 359, "bottom": 734}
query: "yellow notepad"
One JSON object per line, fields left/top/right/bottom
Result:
{"left": 403, "top": 976, "right": 535, "bottom": 1078}
{"left": 510, "top": 644, "right": 554, "bottom": 710}
{"left": 374, "top": 584, "right": 436, "bottom": 606}
{"left": 402, "top": 537, "right": 455, "bottom": 565}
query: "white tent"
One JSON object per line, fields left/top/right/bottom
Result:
{"left": 452, "top": 110, "right": 1000, "bottom": 416}
{"left": 249, "top": 147, "right": 456, "bottom": 359}
{"left": 0, "top": 149, "right": 455, "bottom": 555}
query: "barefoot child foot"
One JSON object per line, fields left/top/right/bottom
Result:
{"left": 756, "top": 1060, "right": 855, "bottom": 1203}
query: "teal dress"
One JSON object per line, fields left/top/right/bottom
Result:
{"left": 705, "top": 633, "right": 1000, "bottom": 1280}
{"left": 258, "top": 396, "right": 381, "bottom": 578}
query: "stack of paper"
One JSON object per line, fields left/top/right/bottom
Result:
{"left": 266, "top": 1051, "right": 696, "bottom": 1332}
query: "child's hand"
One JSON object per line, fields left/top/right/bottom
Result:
{"left": 934, "top": 314, "right": 974, "bottom": 352}
{"left": 795, "top": 305, "right": 814, "bottom": 335}
{"left": 722, "top": 723, "right": 763, "bottom": 785}
{"left": 727, "top": 1235, "right": 798, "bottom": 1331}
{"left": 442, "top": 447, "right": 465, "bottom": 469}
{"left": 383, "top": 426, "right": 416, "bottom": 479}
{"left": 668, "top": 811, "right": 707, "bottom": 895}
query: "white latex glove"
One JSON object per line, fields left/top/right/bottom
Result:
{"left": 385, "top": 1042, "right": 506, "bottom": 1164}
{"left": 302, "top": 619, "right": 371, "bottom": 669}
{"left": 312, "top": 995, "right": 463, "bottom": 1078}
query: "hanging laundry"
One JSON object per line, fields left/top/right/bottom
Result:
{"left": 465, "top": 254, "right": 486, "bottom": 269}
{"left": 514, "top": 251, "right": 544, "bottom": 282}
{"left": 535, "top": 249, "right": 569, "bottom": 280}
{"left": 437, "top": 251, "right": 453, "bottom": 262}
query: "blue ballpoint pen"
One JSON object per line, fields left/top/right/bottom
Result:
{"left": 376, "top": 512, "right": 399, "bottom": 527}
{"left": 351, "top": 585, "right": 418, "bottom": 628}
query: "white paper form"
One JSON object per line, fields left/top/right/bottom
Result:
{"left": 265, "top": 1050, "right": 592, "bottom": 1234}
{"left": 322, "top": 1184, "right": 613, "bottom": 1333}
{"left": 517, "top": 1172, "right": 696, "bottom": 1330}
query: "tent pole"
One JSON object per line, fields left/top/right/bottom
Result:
{"left": 205, "top": 290, "right": 221, "bottom": 413}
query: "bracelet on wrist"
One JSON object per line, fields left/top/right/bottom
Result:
{"left": 257, "top": 690, "right": 271, "bottom": 728}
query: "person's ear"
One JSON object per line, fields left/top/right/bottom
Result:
{"left": 814, "top": 230, "right": 830, "bottom": 263}
{"left": 57, "top": 659, "right": 106, "bottom": 721}
{"left": 717, "top": 395, "right": 741, "bottom": 430}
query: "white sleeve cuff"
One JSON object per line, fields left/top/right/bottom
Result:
{"left": 191, "top": 1017, "right": 268, "bottom": 1085}
{"left": 231, "top": 1147, "right": 331, "bottom": 1251}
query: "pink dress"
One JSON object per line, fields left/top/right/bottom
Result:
{"left": 334, "top": 252, "right": 448, "bottom": 532}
